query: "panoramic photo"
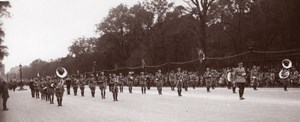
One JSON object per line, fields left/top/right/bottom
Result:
{"left": 0, "top": 0, "right": 300, "bottom": 122}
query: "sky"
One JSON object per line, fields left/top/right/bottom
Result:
{"left": 2, "top": 0, "right": 185, "bottom": 73}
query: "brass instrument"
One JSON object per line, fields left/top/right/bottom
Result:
{"left": 279, "top": 59, "right": 292, "bottom": 79}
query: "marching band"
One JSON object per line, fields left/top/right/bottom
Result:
{"left": 20, "top": 59, "right": 299, "bottom": 108}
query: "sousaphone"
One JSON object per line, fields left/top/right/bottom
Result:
{"left": 279, "top": 59, "right": 292, "bottom": 79}
{"left": 56, "top": 67, "right": 68, "bottom": 79}
{"left": 56, "top": 67, "right": 68, "bottom": 88}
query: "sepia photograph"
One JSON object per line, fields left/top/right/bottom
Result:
{"left": 0, "top": 0, "right": 300, "bottom": 122}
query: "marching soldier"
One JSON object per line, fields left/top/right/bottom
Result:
{"left": 182, "top": 71, "right": 189, "bottom": 91}
{"left": 139, "top": 72, "right": 147, "bottom": 94}
{"left": 40, "top": 79, "right": 47, "bottom": 100}
{"left": 227, "top": 68, "right": 236, "bottom": 93}
{"left": 127, "top": 72, "right": 134, "bottom": 93}
{"left": 98, "top": 72, "right": 107, "bottom": 99}
{"left": 189, "top": 72, "right": 197, "bottom": 89}
{"left": 33, "top": 78, "right": 40, "bottom": 99}
{"left": 108, "top": 74, "right": 113, "bottom": 92}
{"left": 251, "top": 65, "right": 259, "bottom": 90}
{"left": 119, "top": 73, "right": 124, "bottom": 92}
{"left": 111, "top": 74, "right": 119, "bottom": 101}
{"left": 47, "top": 77, "right": 55, "bottom": 104}
{"left": 269, "top": 69, "right": 276, "bottom": 87}
{"left": 72, "top": 76, "right": 79, "bottom": 96}
{"left": 291, "top": 68, "right": 299, "bottom": 87}
{"left": 54, "top": 77, "right": 65, "bottom": 106}
{"left": 88, "top": 74, "right": 97, "bottom": 97}
{"left": 203, "top": 68, "right": 212, "bottom": 92}
{"left": 155, "top": 70, "right": 164, "bottom": 95}
{"left": 146, "top": 73, "right": 152, "bottom": 90}
{"left": 233, "top": 62, "right": 247, "bottom": 100}
{"left": 175, "top": 68, "right": 183, "bottom": 96}
{"left": 211, "top": 69, "right": 217, "bottom": 89}
{"left": 0, "top": 80, "right": 9, "bottom": 111}
{"left": 169, "top": 71, "right": 176, "bottom": 91}
{"left": 29, "top": 78, "right": 35, "bottom": 98}
{"left": 79, "top": 75, "right": 86, "bottom": 96}
{"left": 65, "top": 76, "right": 72, "bottom": 95}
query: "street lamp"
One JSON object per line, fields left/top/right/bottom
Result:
{"left": 18, "top": 64, "right": 26, "bottom": 90}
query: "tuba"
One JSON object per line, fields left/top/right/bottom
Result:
{"left": 56, "top": 67, "right": 68, "bottom": 79}
{"left": 56, "top": 67, "right": 68, "bottom": 88}
{"left": 279, "top": 59, "right": 292, "bottom": 79}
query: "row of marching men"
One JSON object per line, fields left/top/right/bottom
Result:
{"left": 28, "top": 76, "right": 65, "bottom": 106}
{"left": 62, "top": 68, "right": 200, "bottom": 98}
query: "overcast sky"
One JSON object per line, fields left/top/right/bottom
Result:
{"left": 2, "top": 0, "right": 184, "bottom": 73}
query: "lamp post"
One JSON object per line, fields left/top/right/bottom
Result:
{"left": 93, "top": 61, "right": 96, "bottom": 76}
{"left": 18, "top": 64, "right": 26, "bottom": 90}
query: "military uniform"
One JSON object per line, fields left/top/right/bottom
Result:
{"left": 119, "top": 73, "right": 124, "bottom": 92}
{"left": 250, "top": 67, "right": 259, "bottom": 90}
{"left": 226, "top": 69, "right": 236, "bottom": 93}
{"left": 111, "top": 74, "right": 119, "bottom": 101}
{"left": 72, "top": 78, "right": 79, "bottom": 96}
{"left": 33, "top": 79, "right": 40, "bottom": 99}
{"left": 139, "top": 73, "right": 147, "bottom": 94}
{"left": 203, "top": 68, "right": 212, "bottom": 92}
{"left": 98, "top": 73, "right": 107, "bottom": 99}
{"left": 55, "top": 79, "right": 65, "bottom": 106}
{"left": 182, "top": 72, "right": 189, "bottom": 91}
{"left": 280, "top": 68, "right": 290, "bottom": 91}
{"left": 127, "top": 74, "right": 134, "bottom": 93}
{"left": 79, "top": 77, "right": 86, "bottom": 96}
{"left": 155, "top": 71, "right": 164, "bottom": 95}
{"left": 169, "top": 72, "right": 176, "bottom": 91}
{"left": 47, "top": 79, "right": 55, "bottom": 104}
{"left": 189, "top": 73, "right": 197, "bottom": 89}
{"left": 234, "top": 63, "right": 246, "bottom": 100}
{"left": 88, "top": 76, "right": 97, "bottom": 97}
{"left": 175, "top": 70, "right": 183, "bottom": 96}
{"left": 29, "top": 79, "right": 35, "bottom": 98}
{"left": 65, "top": 77, "right": 72, "bottom": 95}
{"left": 269, "top": 71, "right": 276, "bottom": 87}
{"left": 146, "top": 73, "right": 152, "bottom": 90}
{"left": 210, "top": 70, "right": 217, "bottom": 89}
{"left": 40, "top": 80, "right": 47, "bottom": 100}
{"left": 1, "top": 81, "right": 9, "bottom": 111}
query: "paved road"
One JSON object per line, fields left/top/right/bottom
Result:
{"left": 1, "top": 86, "right": 300, "bottom": 122}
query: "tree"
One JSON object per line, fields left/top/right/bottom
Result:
{"left": 186, "top": 0, "right": 216, "bottom": 53}
{"left": 0, "top": 1, "right": 10, "bottom": 60}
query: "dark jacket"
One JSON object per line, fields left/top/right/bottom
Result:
{"left": 1, "top": 81, "right": 10, "bottom": 99}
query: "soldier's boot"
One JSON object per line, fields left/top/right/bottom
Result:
{"left": 233, "top": 87, "right": 236, "bottom": 93}
{"left": 57, "top": 99, "right": 60, "bottom": 106}
{"left": 104, "top": 91, "right": 106, "bottom": 99}
{"left": 60, "top": 99, "right": 63, "bottom": 106}
{"left": 113, "top": 93, "right": 115, "bottom": 101}
{"left": 284, "top": 86, "right": 288, "bottom": 91}
{"left": 207, "top": 87, "right": 210, "bottom": 92}
{"left": 116, "top": 94, "right": 118, "bottom": 101}
{"left": 179, "top": 90, "right": 182, "bottom": 96}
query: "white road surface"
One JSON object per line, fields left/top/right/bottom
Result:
{"left": 1, "top": 86, "right": 300, "bottom": 122}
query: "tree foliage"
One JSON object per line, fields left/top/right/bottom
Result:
{"left": 9, "top": 0, "right": 300, "bottom": 79}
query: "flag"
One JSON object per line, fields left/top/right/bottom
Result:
{"left": 197, "top": 48, "right": 205, "bottom": 63}
{"left": 142, "top": 59, "right": 145, "bottom": 69}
